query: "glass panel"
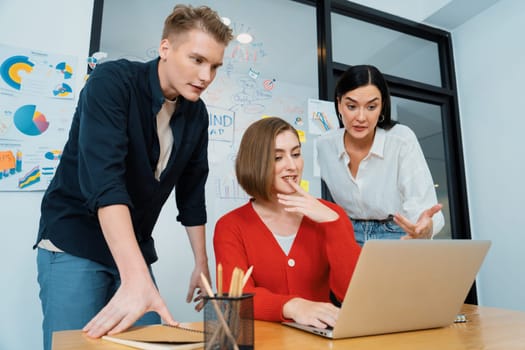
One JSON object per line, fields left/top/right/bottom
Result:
{"left": 332, "top": 13, "right": 442, "bottom": 86}
{"left": 99, "top": 0, "right": 318, "bottom": 89}
{"left": 98, "top": 0, "right": 320, "bottom": 208}
{"left": 390, "top": 96, "right": 451, "bottom": 239}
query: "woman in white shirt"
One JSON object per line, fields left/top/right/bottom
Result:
{"left": 316, "top": 65, "right": 444, "bottom": 246}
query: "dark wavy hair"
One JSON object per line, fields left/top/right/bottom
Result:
{"left": 334, "top": 65, "right": 397, "bottom": 130}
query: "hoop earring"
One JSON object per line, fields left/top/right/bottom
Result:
{"left": 378, "top": 114, "right": 385, "bottom": 123}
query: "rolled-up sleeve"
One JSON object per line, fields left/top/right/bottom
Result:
{"left": 77, "top": 68, "right": 133, "bottom": 213}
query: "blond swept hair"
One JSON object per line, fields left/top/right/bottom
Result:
{"left": 162, "top": 4, "right": 233, "bottom": 45}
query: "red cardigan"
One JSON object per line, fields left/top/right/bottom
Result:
{"left": 213, "top": 199, "right": 361, "bottom": 322}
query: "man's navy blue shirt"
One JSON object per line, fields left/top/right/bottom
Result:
{"left": 35, "top": 58, "right": 209, "bottom": 267}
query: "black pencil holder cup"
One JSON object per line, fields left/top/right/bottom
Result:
{"left": 203, "top": 293, "right": 254, "bottom": 350}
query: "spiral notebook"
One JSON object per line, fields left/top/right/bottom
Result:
{"left": 102, "top": 324, "right": 204, "bottom": 350}
{"left": 283, "top": 239, "right": 491, "bottom": 339}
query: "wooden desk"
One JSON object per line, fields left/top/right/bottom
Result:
{"left": 53, "top": 304, "right": 525, "bottom": 349}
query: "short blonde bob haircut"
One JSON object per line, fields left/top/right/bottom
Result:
{"left": 236, "top": 117, "right": 300, "bottom": 201}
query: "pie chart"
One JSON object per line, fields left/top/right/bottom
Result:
{"left": 14, "top": 104, "right": 49, "bottom": 136}
{"left": 56, "top": 62, "right": 73, "bottom": 79}
{"left": 53, "top": 82, "right": 72, "bottom": 97}
{"left": 0, "top": 55, "right": 34, "bottom": 90}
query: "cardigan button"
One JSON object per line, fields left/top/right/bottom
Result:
{"left": 288, "top": 258, "right": 295, "bottom": 267}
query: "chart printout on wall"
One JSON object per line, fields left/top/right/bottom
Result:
{"left": 0, "top": 43, "right": 77, "bottom": 191}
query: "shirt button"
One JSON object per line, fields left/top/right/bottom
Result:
{"left": 288, "top": 258, "right": 295, "bottom": 267}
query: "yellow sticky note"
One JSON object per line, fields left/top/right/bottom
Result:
{"left": 300, "top": 179, "right": 309, "bottom": 192}
{"left": 297, "top": 129, "right": 306, "bottom": 143}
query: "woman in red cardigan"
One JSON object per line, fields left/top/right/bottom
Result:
{"left": 213, "top": 117, "right": 361, "bottom": 329}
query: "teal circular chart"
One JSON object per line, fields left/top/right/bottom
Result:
{"left": 0, "top": 55, "right": 34, "bottom": 90}
{"left": 55, "top": 61, "right": 73, "bottom": 79}
{"left": 14, "top": 104, "right": 49, "bottom": 136}
{"left": 53, "top": 82, "right": 72, "bottom": 97}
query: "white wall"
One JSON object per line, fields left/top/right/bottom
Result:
{"left": 452, "top": 0, "right": 525, "bottom": 311}
{"left": 350, "top": 0, "right": 453, "bottom": 22}
{"left": 0, "top": 1, "right": 94, "bottom": 349}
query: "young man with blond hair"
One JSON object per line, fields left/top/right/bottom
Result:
{"left": 35, "top": 5, "right": 232, "bottom": 350}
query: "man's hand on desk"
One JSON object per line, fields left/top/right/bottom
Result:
{"left": 82, "top": 276, "right": 178, "bottom": 338}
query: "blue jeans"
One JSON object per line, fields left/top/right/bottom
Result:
{"left": 351, "top": 219, "right": 405, "bottom": 247}
{"left": 37, "top": 248, "right": 160, "bottom": 350}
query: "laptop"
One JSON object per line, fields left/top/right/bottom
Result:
{"left": 283, "top": 239, "right": 491, "bottom": 339}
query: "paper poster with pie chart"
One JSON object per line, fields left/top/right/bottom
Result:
{"left": 0, "top": 44, "right": 78, "bottom": 191}
{"left": 14, "top": 104, "right": 49, "bottom": 136}
{"left": 0, "top": 44, "right": 77, "bottom": 99}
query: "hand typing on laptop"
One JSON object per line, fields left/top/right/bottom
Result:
{"left": 283, "top": 298, "right": 339, "bottom": 329}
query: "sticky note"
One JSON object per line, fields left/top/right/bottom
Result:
{"left": 0, "top": 151, "right": 15, "bottom": 171}
{"left": 297, "top": 129, "right": 306, "bottom": 143}
{"left": 300, "top": 179, "right": 309, "bottom": 192}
